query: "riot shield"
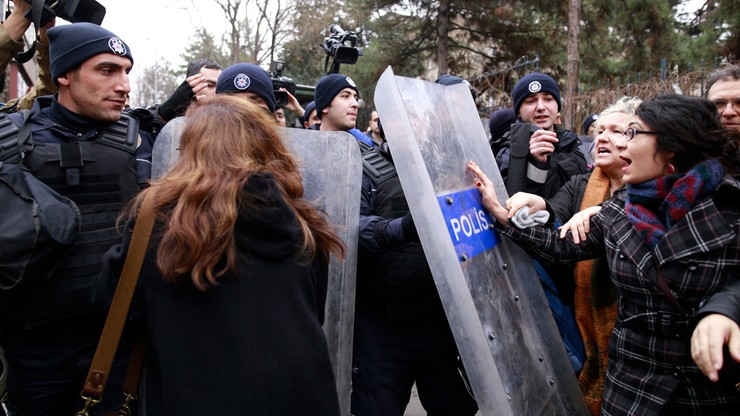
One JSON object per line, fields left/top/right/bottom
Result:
{"left": 151, "top": 116, "right": 187, "bottom": 180}
{"left": 375, "top": 67, "right": 588, "bottom": 415}
{"left": 151, "top": 123, "right": 360, "bottom": 416}
{"left": 282, "top": 129, "right": 360, "bottom": 416}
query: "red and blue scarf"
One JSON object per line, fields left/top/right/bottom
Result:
{"left": 625, "top": 159, "right": 725, "bottom": 248}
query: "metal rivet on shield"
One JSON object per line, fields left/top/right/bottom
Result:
{"left": 549, "top": 378, "right": 555, "bottom": 386}
{"left": 506, "top": 393, "right": 511, "bottom": 401}
{"left": 488, "top": 332, "right": 495, "bottom": 340}
{"left": 488, "top": 223, "right": 495, "bottom": 230}
{"left": 446, "top": 197, "right": 454, "bottom": 205}
{"left": 539, "top": 355, "right": 544, "bottom": 362}
{"left": 502, "top": 263, "right": 508, "bottom": 270}
{"left": 513, "top": 295, "right": 519, "bottom": 302}
{"left": 460, "top": 254, "right": 469, "bottom": 262}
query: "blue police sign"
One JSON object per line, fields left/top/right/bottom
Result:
{"left": 437, "top": 188, "right": 500, "bottom": 262}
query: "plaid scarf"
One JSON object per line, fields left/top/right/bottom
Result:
{"left": 626, "top": 159, "right": 725, "bottom": 248}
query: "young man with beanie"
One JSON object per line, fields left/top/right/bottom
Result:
{"left": 351, "top": 76, "right": 479, "bottom": 416}
{"left": 579, "top": 113, "right": 599, "bottom": 165}
{"left": 216, "top": 62, "right": 276, "bottom": 113}
{"left": 314, "top": 73, "right": 374, "bottom": 150}
{"left": 0, "top": 22, "right": 143, "bottom": 414}
{"left": 493, "top": 72, "right": 588, "bottom": 199}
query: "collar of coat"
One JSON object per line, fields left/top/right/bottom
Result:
{"left": 609, "top": 174, "right": 740, "bottom": 266}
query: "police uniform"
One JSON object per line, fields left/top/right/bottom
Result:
{"left": 351, "top": 144, "right": 478, "bottom": 416}
{"left": 0, "top": 23, "right": 143, "bottom": 415}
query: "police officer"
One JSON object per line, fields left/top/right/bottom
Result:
{"left": 313, "top": 73, "right": 375, "bottom": 150}
{"left": 491, "top": 73, "right": 588, "bottom": 200}
{"left": 351, "top": 79, "right": 478, "bottom": 415}
{"left": 0, "top": 22, "right": 143, "bottom": 414}
{"left": 215, "top": 62, "right": 277, "bottom": 114}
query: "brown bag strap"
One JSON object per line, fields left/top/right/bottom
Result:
{"left": 652, "top": 258, "right": 689, "bottom": 318}
{"left": 78, "top": 193, "right": 156, "bottom": 414}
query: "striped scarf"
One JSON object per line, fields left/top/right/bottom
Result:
{"left": 626, "top": 159, "right": 725, "bottom": 248}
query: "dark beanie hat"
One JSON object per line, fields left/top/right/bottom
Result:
{"left": 314, "top": 74, "right": 358, "bottom": 120}
{"left": 582, "top": 113, "right": 599, "bottom": 135}
{"left": 301, "top": 101, "right": 317, "bottom": 126}
{"left": 488, "top": 108, "right": 517, "bottom": 142}
{"left": 436, "top": 74, "right": 477, "bottom": 99}
{"left": 511, "top": 72, "right": 561, "bottom": 115}
{"left": 216, "top": 63, "right": 276, "bottom": 113}
{"left": 49, "top": 23, "right": 133, "bottom": 86}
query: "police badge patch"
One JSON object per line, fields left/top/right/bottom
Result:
{"left": 346, "top": 77, "right": 357, "bottom": 88}
{"left": 528, "top": 81, "right": 542, "bottom": 93}
{"left": 234, "top": 74, "right": 251, "bottom": 90}
{"left": 108, "top": 37, "right": 127, "bottom": 55}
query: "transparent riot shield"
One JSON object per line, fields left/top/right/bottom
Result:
{"left": 282, "top": 129, "right": 360, "bottom": 416}
{"left": 375, "top": 67, "right": 588, "bottom": 415}
{"left": 151, "top": 124, "right": 360, "bottom": 416}
{"left": 151, "top": 116, "right": 187, "bottom": 180}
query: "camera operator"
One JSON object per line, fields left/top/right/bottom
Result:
{"left": 0, "top": 0, "right": 56, "bottom": 112}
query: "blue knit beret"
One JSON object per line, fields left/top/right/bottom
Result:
{"left": 216, "top": 63, "right": 276, "bottom": 113}
{"left": 582, "top": 113, "right": 599, "bottom": 135}
{"left": 511, "top": 73, "right": 561, "bottom": 115}
{"left": 302, "top": 101, "right": 317, "bottom": 126}
{"left": 49, "top": 23, "right": 133, "bottom": 86}
{"left": 488, "top": 108, "right": 517, "bottom": 142}
{"left": 314, "top": 74, "right": 358, "bottom": 120}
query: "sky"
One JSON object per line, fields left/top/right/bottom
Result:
{"left": 95, "top": 0, "right": 228, "bottom": 101}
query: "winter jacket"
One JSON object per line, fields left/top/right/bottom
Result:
{"left": 94, "top": 173, "right": 341, "bottom": 415}
{"left": 499, "top": 175, "right": 740, "bottom": 415}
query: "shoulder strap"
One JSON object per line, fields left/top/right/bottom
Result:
{"left": 0, "top": 110, "right": 31, "bottom": 163}
{"left": 652, "top": 259, "right": 689, "bottom": 318}
{"left": 97, "top": 114, "right": 139, "bottom": 153}
{"left": 362, "top": 147, "right": 397, "bottom": 186}
{"left": 506, "top": 123, "right": 534, "bottom": 194}
{"left": 78, "top": 192, "right": 156, "bottom": 415}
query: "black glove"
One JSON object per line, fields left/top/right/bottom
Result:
{"left": 157, "top": 80, "right": 196, "bottom": 122}
{"left": 401, "top": 212, "right": 420, "bottom": 243}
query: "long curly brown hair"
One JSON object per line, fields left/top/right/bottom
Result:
{"left": 126, "top": 95, "right": 344, "bottom": 291}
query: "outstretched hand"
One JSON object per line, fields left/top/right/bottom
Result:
{"left": 467, "top": 160, "right": 508, "bottom": 226}
{"left": 558, "top": 206, "right": 602, "bottom": 243}
{"left": 691, "top": 313, "right": 740, "bottom": 382}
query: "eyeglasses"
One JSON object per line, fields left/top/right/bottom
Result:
{"left": 623, "top": 127, "right": 658, "bottom": 141}
{"left": 712, "top": 98, "right": 740, "bottom": 113}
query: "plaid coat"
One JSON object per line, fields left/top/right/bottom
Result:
{"left": 501, "top": 175, "right": 740, "bottom": 415}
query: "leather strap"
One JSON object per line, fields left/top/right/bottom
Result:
{"left": 652, "top": 260, "right": 689, "bottom": 318}
{"left": 80, "top": 193, "right": 156, "bottom": 402}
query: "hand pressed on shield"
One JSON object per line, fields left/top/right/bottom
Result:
{"left": 691, "top": 313, "right": 740, "bottom": 382}
{"left": 558, "top": 205, "right": 602, "bottom": 243}
{"left": 467, "top": 160, "right": 509, "bottom": 226}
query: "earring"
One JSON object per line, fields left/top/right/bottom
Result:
{"left": 666, "top": 163, "right": 676, "bottom": 174}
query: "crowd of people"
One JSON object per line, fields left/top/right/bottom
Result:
{"left": 0, "top": 1, "right": 739, "bottom": 414}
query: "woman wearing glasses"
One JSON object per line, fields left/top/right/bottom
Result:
{"left": 469, "top": 94, "right": 740, "bottom": 414}
{"left": 504, "top": 97, "right": 641, "bottom": 414}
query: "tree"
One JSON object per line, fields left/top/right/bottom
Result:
{"left": 132, "top": 60, "right": 180, "bottom": 107}
{"left": 180, "top": 28, "right": 229, "bottom": 72}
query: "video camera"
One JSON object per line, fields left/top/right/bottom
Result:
{"left": 23, "top": 0, "right": 106, "bottom": 26}
{"left": 270, "top": 60, "right": 297, "bottom": 109}
{"left": 322, "top": 24, "right": 362, "bottom": 74}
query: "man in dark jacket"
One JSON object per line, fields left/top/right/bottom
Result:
{"left": 0, "top": 22, "right": 142, "bottom": 414}
{"left": 491, "top": 72, "right": 588, "bottom": 200}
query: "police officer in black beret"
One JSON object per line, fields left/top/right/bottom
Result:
{"left": 0, "top": 22, "right": 147, "bottom": 414}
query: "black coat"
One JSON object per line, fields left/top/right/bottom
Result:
{"left": 95, "top": 173, "right": 340, "bottom": 415}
